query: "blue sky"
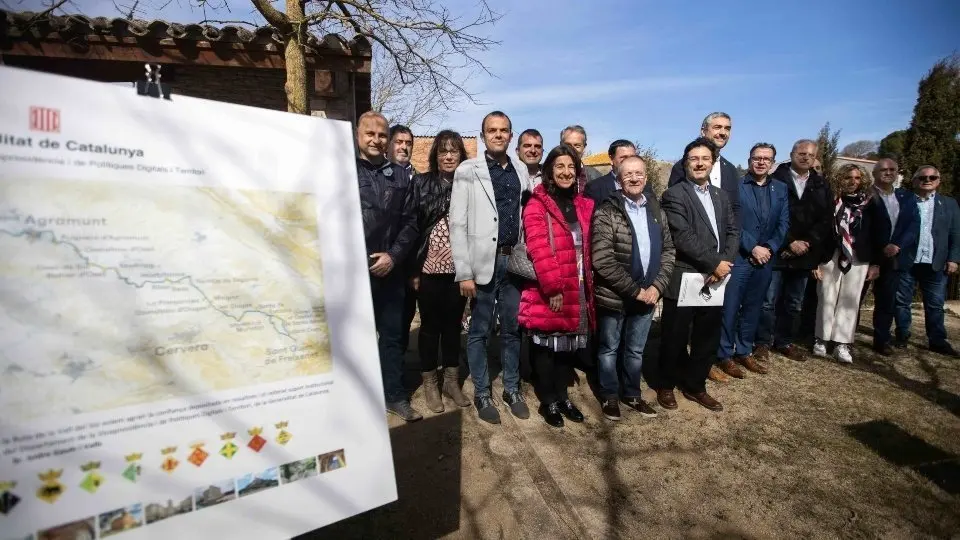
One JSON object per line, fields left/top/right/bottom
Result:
{"left": 35, "top": 0, "right": 960, "bottom": 165}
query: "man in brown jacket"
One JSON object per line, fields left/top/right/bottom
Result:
{"left": 591, "top": 156, "right": 676, "bottom": 421}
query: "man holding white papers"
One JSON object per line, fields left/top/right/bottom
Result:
{"left": 649, "top": 138, "right": 738, "bottom": 412}
{"left": 716, "top": 143, "right": 789, "bottom": 378}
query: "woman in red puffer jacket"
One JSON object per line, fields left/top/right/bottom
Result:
{"left": 519, "top": 144, "right": 595, "bottom": 428}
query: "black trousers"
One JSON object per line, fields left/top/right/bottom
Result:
{"left": 400, "top": 280, "right": 418, "bottom": 353}
{"left": 650, "top": 299, "right": 721, "bottom": 394}
{"left": 417, "top": 273, "right": 467, "bottom": 371}
{"left": 530, "top": 343, "right": 575, "bottom": 404}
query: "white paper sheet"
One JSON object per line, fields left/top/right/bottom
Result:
{"left": 677, "top": 272, "right": 730, "bottom": 307}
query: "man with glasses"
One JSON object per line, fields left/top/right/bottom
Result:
{"left": 560, "top": 125, "right": 602, "bottom": 191}
{"left": 585, "top": 140, "right": 655, "bottom": 204}
{"left": 716, "top": 143, "right": 789, "bottom": 377}
{"left": 650, "top": 138, "right": 738, "bottom": 412}
{"left": 893, "top": 165, "right": 960, "bottom": 357}
{"left": 869, "top": 158, "right": 919, "bottom": 355}
{"left": 757, "top": 139, "right": 833, "bottom": 362}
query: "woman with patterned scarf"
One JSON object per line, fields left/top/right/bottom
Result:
{"left": 811, "top": 164, "right": 880, "bottom": 363}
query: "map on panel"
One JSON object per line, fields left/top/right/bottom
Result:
{"left": 0, "top": 179, "right": 332, "bottom": 421}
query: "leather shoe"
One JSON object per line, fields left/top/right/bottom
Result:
{"left": 708, "top": 365, "right": 730, "bottom": 383}
{"left": 753, "top": 345, "right": 771, "bottom": 362}
{"left": 539, "top": 402, "right": 564, "bottom": 428}
{"left": 558, "top": 399, "right": 585, "bottom": 423}
{"left": 681, "top": 390, "right": 723, "bottom": 412}
{"left": 930, "top": 342, "right": 960, "bottom": 358}
{"left": 873, "top": 343, "right": 894, "bottom": 356}
{"left": 720, "top": 359, "right": 745, "bottom": 378}
{"left": 775, "top": 344, "right": 806, "bottom": 362}
{"left": 736, "top": 355, "right": 768, "bottom": 374}
{"left": 656, "top": 389, "right": 678, "bottom": 410}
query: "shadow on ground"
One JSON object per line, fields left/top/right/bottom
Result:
{"left": 299, "top": 410, "right": 463, "bottom": 540}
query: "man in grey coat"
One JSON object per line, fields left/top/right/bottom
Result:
{"left": 450, "top": 110, "right": 533, "bottom": 424}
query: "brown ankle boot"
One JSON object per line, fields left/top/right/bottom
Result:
{"left": 421, "top": 370, "right": 443, "bottom": 413}
{"left": 442, "top": 367, "right": 470, "bottom": 407}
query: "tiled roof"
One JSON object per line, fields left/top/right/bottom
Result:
{"left": 581, "top": 152, "right": 610, "bottom": 166}
{"left": 0, "top": 10, "right": 371, "bottom": 55}
{"left": 411, "top": 135, "right": 478, "bottom": 174}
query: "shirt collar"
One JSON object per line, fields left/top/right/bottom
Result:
{"left": 623, "top": 193, "right": 647, "bottom": 208}
{"left": 358, "top": 156, "right": 394, "bottom": 175}
{"left": 690, "top": 180, "right": 710, "bottom": 194}
{"left": 790, "top": 166, "right": 810, "bottom": 182}
{"left": 917, "top": 191, "right": 937, "bottom": 203}
{"left": 485, "top": 152, "right": 513, "bottom": 171}
{"left": 744, "top": 174, "right": 770, "bottom": 186}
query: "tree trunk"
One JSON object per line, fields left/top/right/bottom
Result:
{"left": 283, "top": 0, "right": 308, "bottom": 115}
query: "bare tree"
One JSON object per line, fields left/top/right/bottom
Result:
{"left": 370, "top": 45, "right": 452, "bottom": 130}
{"left": 840, "top": 139, "right": 879, "bottom": 159}
{"left": 182, "top": 0, "right": 501, "bottom": 116}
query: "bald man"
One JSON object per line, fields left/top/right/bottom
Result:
{"left": 356, "top": 111, "right": 421, "bottom": 422}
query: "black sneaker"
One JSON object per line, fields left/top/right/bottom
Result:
{"left": 558, "top": 399, "right": 584, "bottom": 423}
{"left": 892, "top": 338, "right": 908, "bottom": 349}
{"left": 502, "top": 390, "right": 530, "bottom": 419}
{"left": 386, "top": 400, "right": 423, "bottom": 422}
{"left": 601, "top": 399, "right": 621, "bottom": 421}
{"left": 474, "top": 396, "right": 501, "bottom": 424}
{"left": 539, "top": 402, "right": 564, "bottom": 427}
{"left": 623, "top": 397, "right": 657, "bottom": 418}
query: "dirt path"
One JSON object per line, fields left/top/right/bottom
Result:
{"left": 308, "top": 306, "right": 960, "bottom": 539}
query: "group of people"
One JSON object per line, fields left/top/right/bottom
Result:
{"left": 354, "top": 108, "right": 960, "bottom": 427}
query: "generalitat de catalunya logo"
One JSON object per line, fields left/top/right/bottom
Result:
{"left": 29, "top": 106, "right": 60, "bottom": 133}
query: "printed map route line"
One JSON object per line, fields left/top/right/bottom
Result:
{"left": 1, "top": 227, "right": 297, "bottom": 341}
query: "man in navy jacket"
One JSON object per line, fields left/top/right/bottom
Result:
{"left": 869, "top": 158, "right": 920, "bottom": 355}
{"left": 717, "top": 143, "right": 789, "bottom": 377}
{"left": 667, "top": 112, "right": 740, "bottom": 221}
{"left": 894, "top": 165, "right": 960, "bottom": 357}
{"left": 584, "top": 140, "right": 654, "bottom": 204}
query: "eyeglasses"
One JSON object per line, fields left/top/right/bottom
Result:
{"left": 620, "top": 172, "right": 646, "bottom": 181}
{"left": 750, "top": 157, "right": 773, "bottom": 163}
{"left": 915, "top": 175, "right": 940, "bottom": 181}
{"left": 438, "top": 150, "right": 460, "bottom": 157}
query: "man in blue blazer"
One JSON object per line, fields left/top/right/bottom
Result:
{"left": 716, "top": 143, "right": 789, "bottom": 378}
{"left": 667, "top": 112, "right": 740, "bottom": 222}
{"left": 869, "top": 158, "right": 920, "bottom": 355}
{"left": 894, "top": 165, "right": 960, "bottom": 357}
{"left": 584, "top": 140, "right": 654, "bottom": 203}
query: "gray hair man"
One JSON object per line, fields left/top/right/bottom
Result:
{"left": 560, "top": 124, "right": 602, "bottom": 190}
{"left": 667, "top": 112, "right": 740, "bottom": 220}
{"left": 892, "top": 165, "right": 960, "bottom": 357}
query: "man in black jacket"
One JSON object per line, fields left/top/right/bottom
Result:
{"left": 651, "top": 138, "right": 739, "bottom": 412}
{"left": 754, "top": 139, "right": 833, "bottom": 361}
{"left": 667, "top": 112, "right": 740, "bottom": 221}
{"left": 584, "top": 140, "right": 655, "bottom": 204}
{"left": 356, "top": 111, "right": 420, "bottom": 422}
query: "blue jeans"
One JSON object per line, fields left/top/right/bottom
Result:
{"left": 370, "top": 272, "right": 408, "bottom": 403}
{"left": 597, "top": 307, "right": 653, "bottom": 399}
{"left": 466, "top": 254, "right": 521, "bottom": 399}
{"left": 895, "top": 264, "right": 948, "bottom": 347}
{"left": 755, "top": 268, "right": 780, "bottom": 347}
{"left": 718, "top": 257, "right": 773, "bottom": 359}
{"left": 773, "top": 269, "right": 809, "bottom": 348}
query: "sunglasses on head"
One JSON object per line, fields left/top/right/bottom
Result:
{"left": 916, "top": 175, "right": 940, "bottom": 182}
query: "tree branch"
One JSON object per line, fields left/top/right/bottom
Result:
{"left": 250, "top": 0, "right": 289, "bottom": 29}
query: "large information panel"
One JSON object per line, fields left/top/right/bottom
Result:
{"left": 0, "top": 67, "right": 396, "bottom": 539}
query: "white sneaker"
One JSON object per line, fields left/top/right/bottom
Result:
{"left": 834, "top": 344, "right": 853, "bottom": 364}
{"left": 813, "top": 339, "right": 828, "bottom": 357}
